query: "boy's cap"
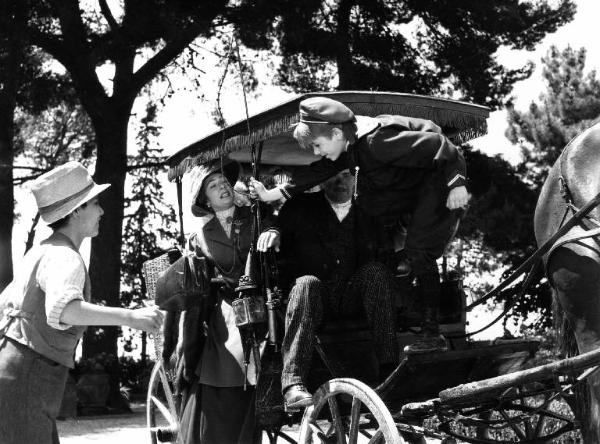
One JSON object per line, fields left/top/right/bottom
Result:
{"left": 299, "top": 97, "right": 356, "bottom": 124}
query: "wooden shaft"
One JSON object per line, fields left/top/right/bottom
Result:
{"left": 440, "top": 346, "right": 600, "bottom": 404}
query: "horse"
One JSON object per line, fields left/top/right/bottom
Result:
{"left": 534, "top": 122, "right": 600, "bottom": 443}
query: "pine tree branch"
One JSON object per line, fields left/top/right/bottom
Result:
{"left": 126, "top": 161, "right": 167, "bottom": 172}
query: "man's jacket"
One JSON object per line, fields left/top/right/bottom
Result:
{"left": 270, "top": 191, "right": 384, "bottom": 289}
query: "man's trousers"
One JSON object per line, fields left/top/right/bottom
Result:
{"left": 281, "top": 262, "right": 398, "bottom": 391}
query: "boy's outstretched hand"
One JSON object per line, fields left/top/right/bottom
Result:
{"left": 446, "top": 186, "right": 470, "bottom": 210}
{"left": 129, "top": 305, "right": 164, "bottom": 334}
{"left": 248, "top": 178, "right": 283, "bottom": 202}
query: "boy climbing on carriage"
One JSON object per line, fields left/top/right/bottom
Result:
{"left": 251, "top": 96, "right": 470, "bottom": 357}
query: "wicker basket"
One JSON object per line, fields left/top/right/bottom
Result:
{"left": 142, "top": 252, "right": 172, "bottom": 361}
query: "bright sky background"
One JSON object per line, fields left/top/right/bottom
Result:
{"left": 471, "top": 0, "right": 600, "bottom": 163}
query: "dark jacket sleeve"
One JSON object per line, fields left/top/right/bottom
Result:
{"left": 281, "top": 155, "right": 348, "bottom": 199}
{"left": 266, "top": 197, "right": 304, "bottom": 287}
{"left": 367, "top": 117, "right": 467, "bottom": 189}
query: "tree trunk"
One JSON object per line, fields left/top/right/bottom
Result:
{"left": 82, "top": 104, "right": 131, "bottom": 410}
{"left": 0, "top": 1, "right": 25, "bottom": 292}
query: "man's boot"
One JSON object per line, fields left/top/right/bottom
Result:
{"left": 404, "top": 273, "right": 448, "bottom": 354}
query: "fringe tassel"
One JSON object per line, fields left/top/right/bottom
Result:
{"left": 168, "top": 97, "right": 488, "bottom": 181}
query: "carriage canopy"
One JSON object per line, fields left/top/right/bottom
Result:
{"left": 166, "top": 91, "right": 490, "bottom": 182}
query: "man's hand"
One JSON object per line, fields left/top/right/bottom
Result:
{"left": 257, "top": 229, "right": 281, "bottom": 252}
{"left": 446, "top": 186, "right": 470, "bottom": 210}
{"left": 128, "top": 305, "right": 164, "bottom": 334}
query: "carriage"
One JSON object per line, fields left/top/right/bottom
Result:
{"left": 142, "top": 91, "right": 600, "bottom": 443}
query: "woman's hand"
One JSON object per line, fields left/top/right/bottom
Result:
{"left": 446, "top": 186, "right": 470, "bottom": 210}
{"left": 257, "top": 230, "right": 281, "bottom": 252}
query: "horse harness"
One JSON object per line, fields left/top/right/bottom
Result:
{"left": 547, "top": 145, "right": 600, "bottom": 259}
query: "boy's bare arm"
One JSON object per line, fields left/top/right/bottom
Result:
{"left": 60, "top": 300, "right": 164, "bottom": 333}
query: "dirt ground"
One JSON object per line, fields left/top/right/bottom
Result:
{"left": 57, "top": 403, "right": 149, "bottom": 444}
{"left": 56, "top": 403, "right": 443, "bottom": 443}
{"left": 56, "top": 403, "right": 306, "bottom": 444}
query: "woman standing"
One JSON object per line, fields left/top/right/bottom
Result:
{"left": 169, "top": 159, "right": 261, "bottom": 444}
{"left": 0, "top": 161, "right": 163, "bottom": 444}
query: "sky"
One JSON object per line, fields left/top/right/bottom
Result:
{"left": 471, "top": 0, "right": 600, "bottom": 163}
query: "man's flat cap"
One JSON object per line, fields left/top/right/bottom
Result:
{"left": 299, "top": 97, "right": 356, "bottom": 124}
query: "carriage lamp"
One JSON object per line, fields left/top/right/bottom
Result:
{"left": 233, "top": 275, "right": 268, "bottom": 327}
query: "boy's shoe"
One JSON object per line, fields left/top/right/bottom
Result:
{"left": 283, "top": 384, "right": 313, "bottom": 412}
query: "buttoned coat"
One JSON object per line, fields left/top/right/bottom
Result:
{"left": 168, "top": 205, "right": 257, "bottom": 389}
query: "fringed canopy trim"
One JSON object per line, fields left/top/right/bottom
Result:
{"left": 167, "top": 91, "right": 489, "bottom": 181}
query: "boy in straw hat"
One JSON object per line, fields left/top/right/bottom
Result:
{"left": 251, "top": 96, "right": 469, "bottom": 355}
{"left": 0, "top": 161, "right": 164, "bottom": 444}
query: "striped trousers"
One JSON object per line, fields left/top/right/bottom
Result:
{"left": 281, "top": 262, "right": 398, "bottom": 391}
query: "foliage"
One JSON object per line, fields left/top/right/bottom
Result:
{"left": 457, "top": 46, "right": 600, "bottom": 333}
{"left": 13, "top": 102, "right": 95, "bottom": 182}
{"left": 117, "top": 356, "right": 155, "bottom": 394}
{"left": 234, "top": 0, "right": 575, "bottom": 108}
{"left": 119, "top": 101, "right": 177, "bottom": 360}
{"left": 449, "top": 149, "right": 552, "bottom": 332}
{"left": 0, "top": 3, "right": 74, "bottom": 290}
{"left": 73, "top": 353, "right": 154, "bottom": 396}
{"left": 121, "top": 101, "right": 177, "bottom": 310}
{"left": 488, "top": 45, "right": 600, "bottom": 330}
{"left": 73, "top": 352, "right": 118, "bottom": 375}
{"left": 507, "top": 45, "right": 600, "bottom": 189}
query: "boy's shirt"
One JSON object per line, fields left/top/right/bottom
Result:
{"left": 282, "top": 115, "right": 466, "bottom": 217}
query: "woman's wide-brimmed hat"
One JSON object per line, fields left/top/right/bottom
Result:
{"left": 189, "top": 158, "right": 241, "bottom": 216}
{"left": 30, "top": 161, "right": 110, "bottom": 224}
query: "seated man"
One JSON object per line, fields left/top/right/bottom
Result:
{"left": 257, "top": 169, "right": 399, "bottom": 411}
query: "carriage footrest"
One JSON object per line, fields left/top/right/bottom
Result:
{"left": 399, "top": 398, "right": 439, "bottom": 418}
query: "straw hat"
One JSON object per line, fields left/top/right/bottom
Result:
{"left": 30, "top": 161, "right": 111, "bottom": 224}
{"left": 189, "top": 158, "right": 240, "bottom": 217}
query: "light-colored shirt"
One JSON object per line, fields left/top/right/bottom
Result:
{"left": 214, "top": 207, "right": 236, "bottom": 237}
{"left": 326, "top": 197, "right": 352, "bottom": 222}
{"left": 8, "top": 244, "right": 86, "bottom": 330}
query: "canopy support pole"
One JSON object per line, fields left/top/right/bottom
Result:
{"left": 175, "top": 178, "right": 185, "bottom": 249}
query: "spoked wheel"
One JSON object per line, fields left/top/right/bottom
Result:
{"left": 147, "top": 359, "right": 182, "bottom": 444}
{"left": 298, "top": 378, "right": 405, "bottom": 444}
{"left": 439, "top": 382, "right": 580, "bottom": 443}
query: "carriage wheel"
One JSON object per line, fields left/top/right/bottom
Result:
{"left": 146, "top": 360, "right": 181, "bottom": 444}
{"left": 439, "top": 384, "right": 580, "bottom": 443}
{"left": 298, "top": 378, "right": 405, "bottom": 444}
